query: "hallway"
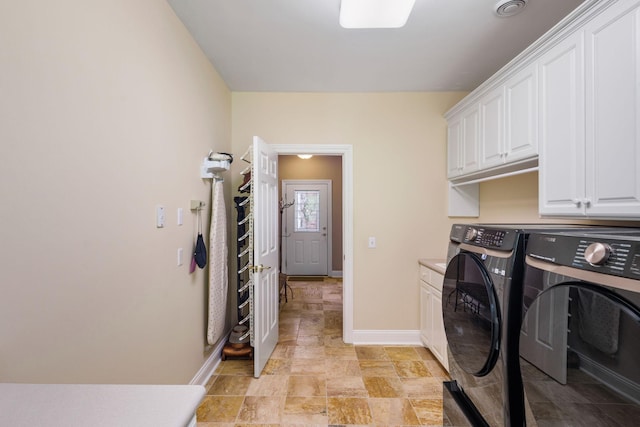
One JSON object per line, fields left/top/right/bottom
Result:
{"left": 196, "top": 278, "right": 447, "bottom": 426}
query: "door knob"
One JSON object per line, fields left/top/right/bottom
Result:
{"left": 250, "top": 264, "right": 272, "bottom": 273}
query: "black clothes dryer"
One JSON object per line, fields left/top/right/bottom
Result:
{"left": 515, "top": 230, "right": 640, "bottom": 426}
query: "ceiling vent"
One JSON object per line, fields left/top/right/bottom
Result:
{"left": 494, "top": 0, "right": 528, "bottom": 17}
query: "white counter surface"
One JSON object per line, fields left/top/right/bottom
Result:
{"left": 418, "top": 258, "right": 447, "bottom": 275}
{"left": 0, "top": 383, "right": 205, "bottom": 427}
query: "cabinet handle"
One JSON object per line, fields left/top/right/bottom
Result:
{"left": 584, "top": 199, "right": 591, "bottom": 207}
{"left": 572, "top": 199, "right": 582, "bottom": 207}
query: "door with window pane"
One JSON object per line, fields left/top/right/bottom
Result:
{"left": 282, "top": 180, "right": 330, "bottom": 276}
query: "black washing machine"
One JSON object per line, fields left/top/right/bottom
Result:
{"left": 442, "top": 224, "right": 602, "bottom": 426}
{"left": 516, "top": 230, "right": 640, "bottom": 425}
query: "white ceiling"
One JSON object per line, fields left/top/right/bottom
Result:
{"left": 167, "top": 0, "right": 585, "bottom": 92}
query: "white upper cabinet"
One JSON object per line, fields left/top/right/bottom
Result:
{"left": 449, "top": 78, "right": 536, "bottom": 181}
{"left": 447, "top": 53, "right": 539, "bottom": 184}
{"left": 480, "top": 64, "right": 539, "bottom": 171}
{"left": 505, "top": 63, "right": 538, "bottom": 164}
{"left": 584, "top": 0, "right": 640, "bottom": 217}
{"left": 479, "top": 86, "right": 506, "bottom": 170}
{"left": 447, "top": 104, "right": 479, "bottom": 178}
{"left": 462, "top": 106, "right": 480, "bottom": 174}
{"left": 540, "top": 0, "right": 640, "bottom": 218}
{"left": 447, "top": 0, "right": 640, "bottom": 219}
{"left": 538, "top": 31, "right": 586, "bottom": 215}
{"left": 447, "top": 117, "right": 462, "bottom": 177}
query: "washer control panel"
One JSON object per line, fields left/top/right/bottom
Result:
{"left": 527, "top": 231, "right": 640, "bottom": 279}
{"left": 573, "top": 239, "right": 632, "bottom": 275}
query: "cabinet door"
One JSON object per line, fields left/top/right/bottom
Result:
{"left": 430, "top": 287, "right": 448, "bottom": 372}
{"left": 584, "top": 0, "right": 640, "bottom": 217}
{"left": 480, "top": 86, "right": 506, "bottom": 170}
{"left": 505, "top": 62, "right": 538, "bottom": 163}
{"left": 538, "top": 32, "right": 586, "bottom": 216}
{"left": 461, "top": 105, "right": 480, "bottom": 175}
{"left": 447, "top": 118, "right": 462, "bottom": 178}
{"left": 447, "top": 106, "right": 480, "bottom": 178}
{"left": 419, "top": 282, "right": 432, "bottom": 348}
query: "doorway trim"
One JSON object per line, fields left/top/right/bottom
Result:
{"left": 272, "top": 144, "right": 353, "bottom": 343}
{"left": 281, "top": 179, "right": 332, "bottom": 277}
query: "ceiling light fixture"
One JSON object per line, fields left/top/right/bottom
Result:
{"left": 297, "top": 154, "right": 313, "bottom": 160}
{"left": 340, "top": 0, "right": 416, "bottom": 29}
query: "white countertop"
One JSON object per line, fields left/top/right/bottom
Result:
{"left": 418, "top": 258, "right": 447, "bottom": 275}
{"left": 0, "top": 383, "right": 205, "bottom": 427}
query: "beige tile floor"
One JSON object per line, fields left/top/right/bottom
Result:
{"left": 197, "top": 277, "right": 448, "bottom": 426}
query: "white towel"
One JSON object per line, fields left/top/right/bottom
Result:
{"left": 207, "top": 180, "right": 228, "bottom": 345}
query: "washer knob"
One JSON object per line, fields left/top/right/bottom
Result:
{"left": 584, "top": 242, "right": 612, "bottom": 266}
{"left": 465, "top": 227, "right": 478, "bottom": 241}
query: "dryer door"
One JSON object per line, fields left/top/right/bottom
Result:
{"left": 443, "top": 252, "right": 501, "bottom": 376}
{"left": 520, "top": 282, "right": 640, "bottom": 425}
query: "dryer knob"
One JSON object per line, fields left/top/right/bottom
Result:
{"left": 584, "top": 242, "right": 612, "bottom": 266}
{"left": 465, "top": 227, "right": 478, "bottom": 241}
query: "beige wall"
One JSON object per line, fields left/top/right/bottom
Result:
{"left": 279, "top": 155, "right": 343, "bottom": 272}
{"left": 231, "top": 92, "right": 467, "bottom": 330}
{"left": 0, "top": 0, "right": 231, "bottom": 384}
{"left": 231, "top": 92, "right": 640, "bottom": 333}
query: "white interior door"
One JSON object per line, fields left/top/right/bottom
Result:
{"left": 282, "top": 180, "right": 330, "bottom": 276}
{"left": 251, "top": 136, "right": 279, "bottom": 378}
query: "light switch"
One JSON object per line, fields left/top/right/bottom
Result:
{"left": 368, "top": 236, "right": 376, "bottom": 248}
{"left": 156, "top": 206, "right": 165, "bottom": 228}
{"left": 177, "top": 208, "right": 183, "bottom": 226}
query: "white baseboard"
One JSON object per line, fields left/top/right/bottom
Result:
{"left": 330, "top": 270, "right": 343, "bottom": 278}
{"left": 189, "top": 338, "right": 227, "bottom": 387}
{"left": 352, "top": 329, "right": 422, "bottom": 345}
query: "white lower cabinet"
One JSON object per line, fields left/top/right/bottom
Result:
{"left": 419, "top": 283, "right": 432, "bottom": 348}
{"left": 419, "top": 263, "right": 448, "bottom": 372}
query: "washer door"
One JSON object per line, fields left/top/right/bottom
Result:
{"left": 442, "top": 252, "right": 501, "bottom": 376}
